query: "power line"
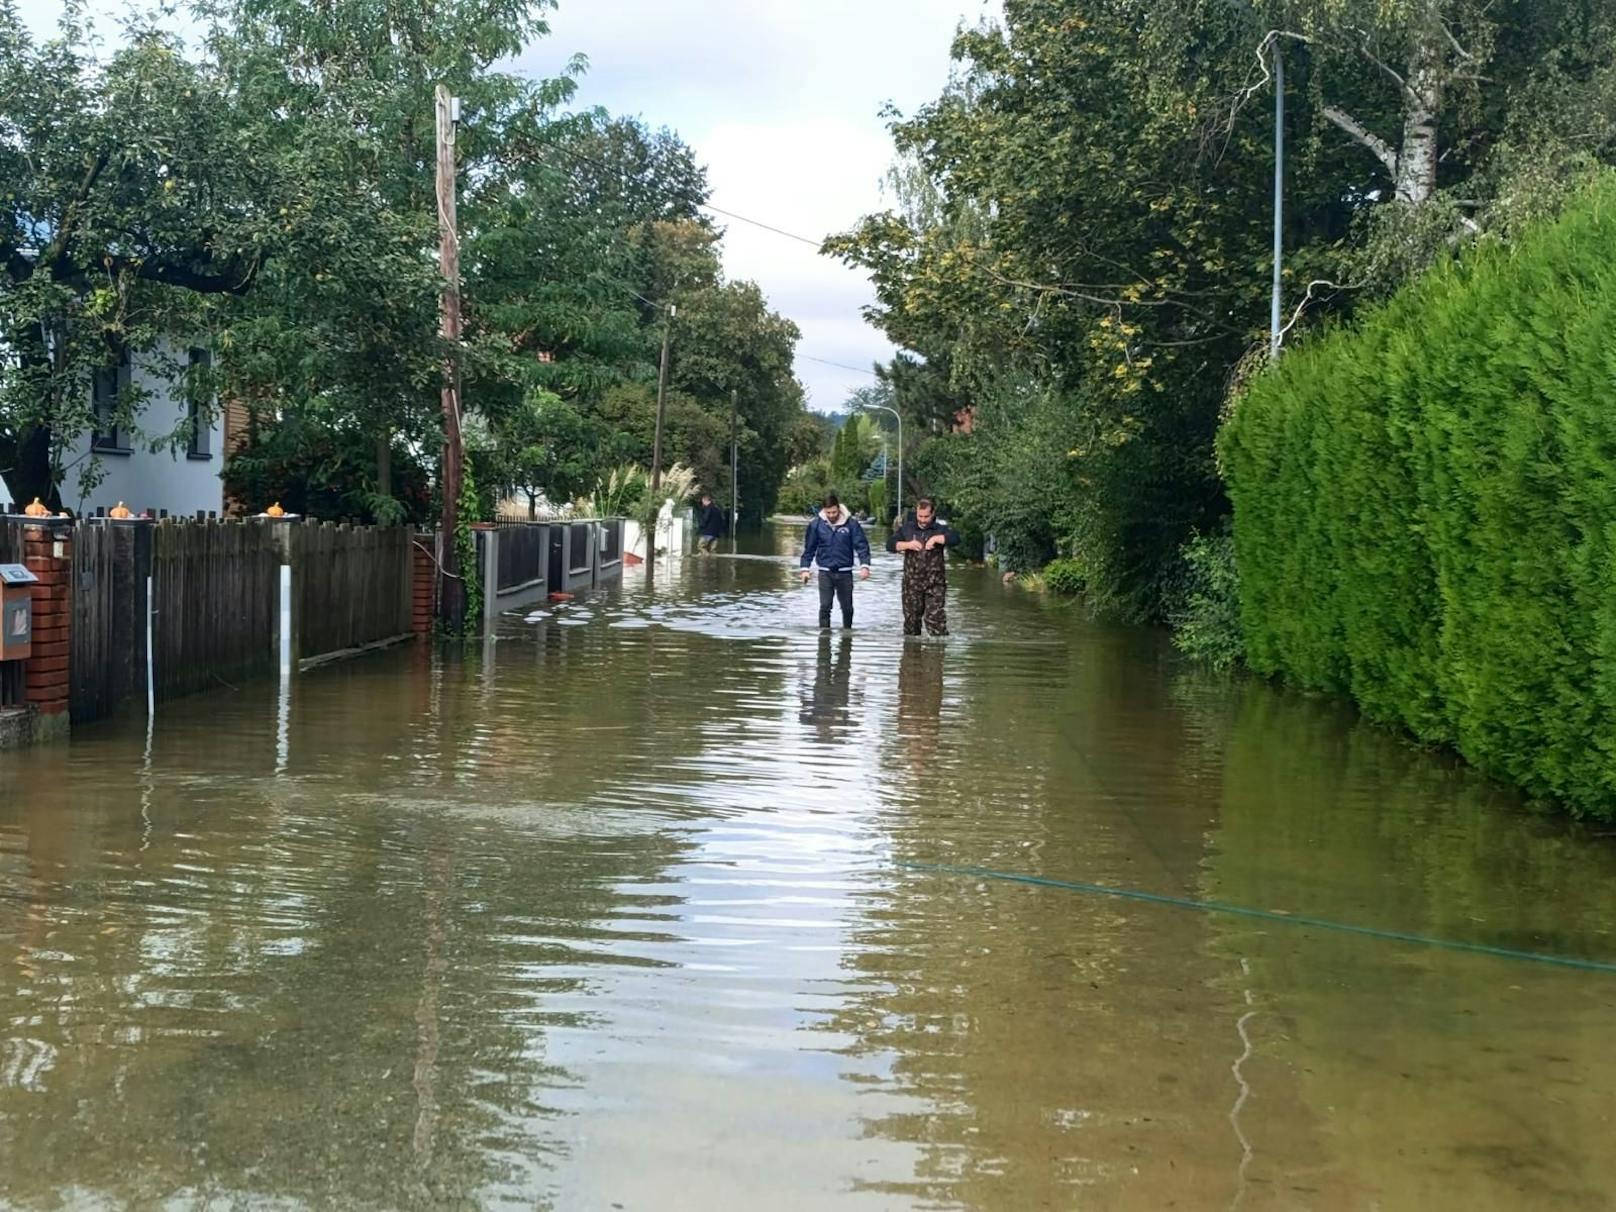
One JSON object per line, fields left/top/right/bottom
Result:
{"left": 531, "top": 137, "right": 826, "bottom": 250}
{"left": 797, "top": 354, "right": 882, "bottom": 377}
{"left": 533, "top": 142, "right": 885, "bottom": 377}
{"left": 698, "top": 202, "right": 822, "bottom": 248}
{"left": 587, "top": 268, "right": 665, "bottom": 313}
{"left": 586, "top": 271, "right": 885, "bottom": 380}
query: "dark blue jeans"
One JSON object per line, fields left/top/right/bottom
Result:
{"left": 818, "top": 570, "right": 854, "bottom": 628}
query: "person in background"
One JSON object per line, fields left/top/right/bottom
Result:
{"left": 696, "top": 493, "right": 725, "bottom": 554}
{"left": 887, "top": 497, "right": 960, "bottom": 636}
{"left": 799, "top": 493, "right": 871, "bottom": 629}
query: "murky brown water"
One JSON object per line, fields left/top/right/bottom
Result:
{"left": 3, "top": 522, "right": 1616, "bottom": 1210}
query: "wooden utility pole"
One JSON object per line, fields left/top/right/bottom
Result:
{"left": 646, "top": 303, "right": 674, "bottom": 574}
{"left": 435, "top": 85, "right": 465, "bottom": 627}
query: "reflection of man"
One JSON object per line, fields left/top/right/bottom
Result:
{"left": 897, "top": 643, "right": 945, "bottom": 742}
{"left": 887, "top": 497, "right": 959, "bottom": 636}
{"left": 799, "top": 632, "right": 854, "bottom": 741}
{"left": 799, "top": 493, "right": 871, "bottom": 630}
{"left": 696, "top": 493, "right": 725, "bottom": 554}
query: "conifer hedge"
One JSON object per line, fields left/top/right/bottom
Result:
{"left": 1221, "top": 178, "right": 1616, "bottom": 818}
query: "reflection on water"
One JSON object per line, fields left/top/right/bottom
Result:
{"left": 1, "top": 525, "right": 1614, "bottom": 1209}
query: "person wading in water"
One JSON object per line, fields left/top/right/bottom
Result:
{"left": 799, "top": 493, "right": 871, "bottom": 629}
{"left": 696, "top": 493, "right": 725, "bottom": 554}
{"left": 887, "top": 497, "right": 959, "bottom": 636}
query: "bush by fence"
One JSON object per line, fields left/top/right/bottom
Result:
{"left": 1220, "top": 176, "right": 1616, "bottom": 817}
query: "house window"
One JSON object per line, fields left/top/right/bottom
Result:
{"left": 92, "top": 350, "right": 132, "bottom": 453}
{"left": 187, "top": 347, "right": 212, "bottom": 459}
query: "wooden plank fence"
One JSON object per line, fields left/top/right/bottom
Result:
{"left": 288, "top": 523, "right": 412, "bottom": 664}
{"left": 68, "top": 519, "right": 413, "bottom": 723}
{"left": 0, "top": 520, "right": 23, "bottom": 708}
{"left": 71, "top": 522, "right": 151, "bottom": 723}
{"left": 151, "top": 520, "right": 279, "bottom": 701}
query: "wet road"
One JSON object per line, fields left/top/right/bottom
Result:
{"left": 2, "top": 522, "right": 1615, "bottom": 1210}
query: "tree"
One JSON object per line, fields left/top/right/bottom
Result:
{"left": 201, "top": 0, "right": 574, "bottom": 511}
{"left": 2, "top": 0, "right": 816, "bottom": 526}
{"left": 786, "top": 411, "right": 834, "bottom": 468}
{"left": 830, "top": 0, "right": 1616, "bottom": 617}
{"left": 482, "top": 389, "right": 627, "bottom": 518}
{"left": 0, "top": 0, "right": 568, "bottom": 509}
{"left": 0, "top": 9, "right": 282, "bottom": 505}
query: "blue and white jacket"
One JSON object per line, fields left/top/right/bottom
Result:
{"left": 800, "top": 506, "right": 872, "bottom": 574}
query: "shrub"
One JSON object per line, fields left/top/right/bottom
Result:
{"left": 867, "top": 478, "right": 889, "bottom": 524}
{"left": 993, "top": 518, "right": 1056, "bottom": 575}
{"left": 224, "top": 415, "right": 431, "bottom": 524}
{"left": 1219, "top": 173, "right": 1616, "bottom": 817}
{"left": 1167, "top": 530, "right": 1243, "bottom": 669}
{"left": 578, "top": 465, "right": 650, "bottom": 519}
{"left": 1042, "top": 557, "right": 1085, "bottom": 596}
{"left": 778, "top": 458, "right": 832, "bottom": 515}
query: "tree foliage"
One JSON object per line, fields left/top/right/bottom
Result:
{"left": 0, "top": 0, "right": 811, "bottom": 522}
{"left": 831, "top": 0, "right": 1616, "bottom": 618}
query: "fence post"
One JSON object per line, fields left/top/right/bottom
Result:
{"left": 269, "top": 523, "right": 294, "bottom": 678}
{"left": 481, "top": 527, "right": 497, "bottom": 632}
{"left": 412, "top": 532, "right": 436, "bottom": 638}
{"left": 145, "top": 571, "right": 155, "bottom": 718}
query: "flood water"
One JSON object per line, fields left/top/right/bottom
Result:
{"left": 3, "top": 522, "right": 1616, "bottom": 1210}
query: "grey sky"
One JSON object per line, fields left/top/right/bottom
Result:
{"left": 17, "top": 0, "right": 996, "bottom": 411}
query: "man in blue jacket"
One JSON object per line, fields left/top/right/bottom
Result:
{"left": 799, "top": 493, "right": 871, "bottom": 629}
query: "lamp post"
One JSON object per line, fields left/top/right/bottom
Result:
{"left": 730, "top": 388, "right": 739, "bottom": 551}
{"left": 1270, "top": 37, "right": 1284, "bottom": 359}
{"left": 862, "top": 403, "right": 902, "bottom": 524}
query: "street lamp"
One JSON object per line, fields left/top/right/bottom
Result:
{"left": 861, "top": 403, "right": 902, "bottom": 525}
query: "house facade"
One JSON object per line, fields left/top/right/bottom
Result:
{"left": 63, "top": 345, "right": 228, "bottom": 518}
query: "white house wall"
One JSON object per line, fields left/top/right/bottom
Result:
{"left": 63, "top": 350, "right": 226, "bottom": 518}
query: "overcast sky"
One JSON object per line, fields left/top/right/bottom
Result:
{"left": 17, "top": 0, "right": 996, "bottom": 410}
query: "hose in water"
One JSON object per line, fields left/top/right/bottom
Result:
{"left": 897, "top": 861, "right": 1616, "bottom": 975}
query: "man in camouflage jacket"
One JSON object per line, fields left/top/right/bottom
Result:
{"left": 886, "top": 498, "right": 960, "bottom": 636}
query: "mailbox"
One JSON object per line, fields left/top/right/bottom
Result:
{"left": 0, "top": 564, "right": 38, "bottom": 661}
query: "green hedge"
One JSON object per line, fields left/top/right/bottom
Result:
{"left": 1220, "top": 177, "right": 1616, "bottom": 818}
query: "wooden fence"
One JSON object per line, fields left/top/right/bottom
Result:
{"left": 0, "top": 520, "right": 23, "bottom": 708}
{"left": 151, "top": 520, "right": 279, "bottom": 701}
{"left": 71, "top": 522, "right": 152, "bottom": 722}
{"left": 287, "top": 523, "right": 412, "bottom": 664}
{"left": 69, "top": 519, "right": 414, "bottom": 723}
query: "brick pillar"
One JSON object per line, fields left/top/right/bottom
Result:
{"left": 411, "top": 534, "right": 436, "bottom": 637}
{"left": 22, "top": 525, "right": 71, "bottom": 719}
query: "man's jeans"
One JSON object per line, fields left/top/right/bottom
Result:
{"left": 818, "top": 570, "right": 854, "bottom": 628}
